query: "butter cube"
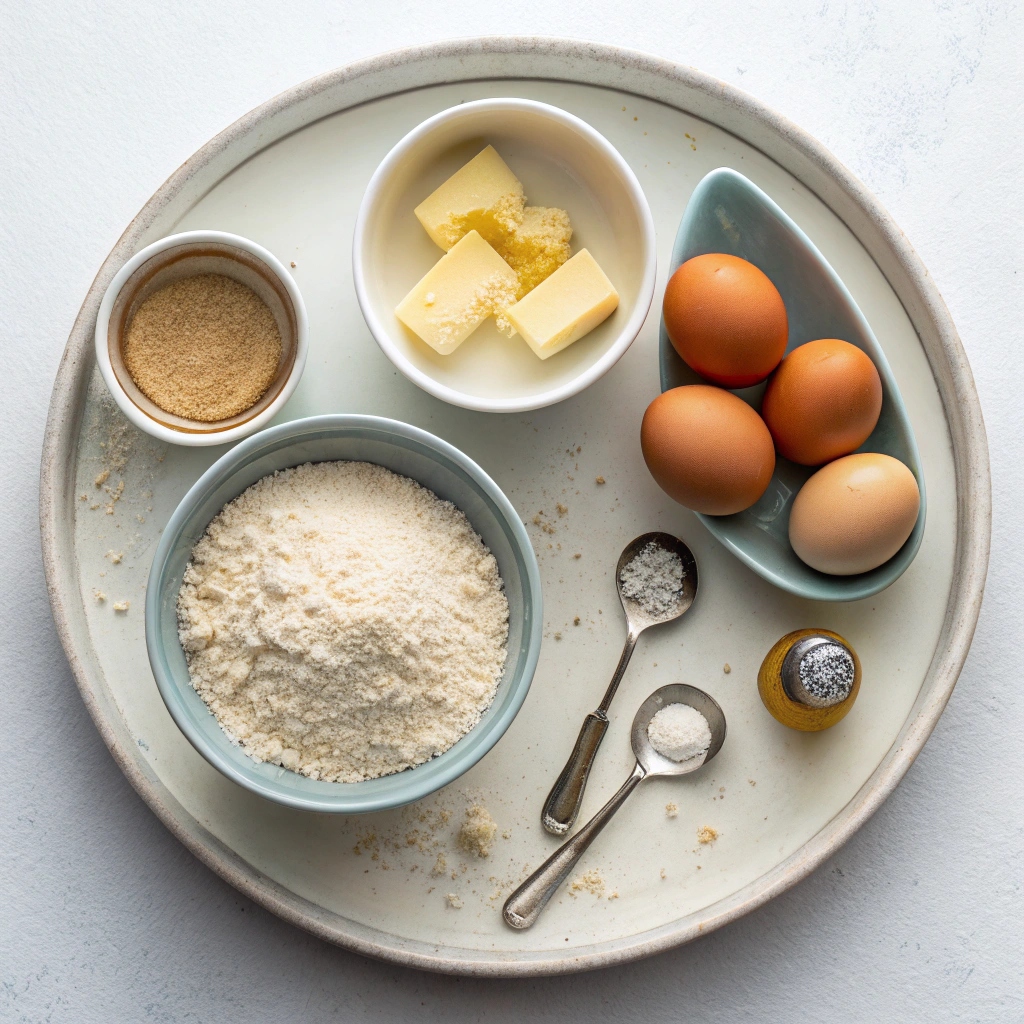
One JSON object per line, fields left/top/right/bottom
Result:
{"left": 503, "top": 249, "right": 619, "bottom": 360}
{"left": 415, "top": 146, "right": 525, "bottom": 251}
{"left": 395, "top": 230, "right": 519, "bottom": 355}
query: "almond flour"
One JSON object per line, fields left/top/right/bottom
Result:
{"left": 177, "top": 461, "right": 509, "bottom": 783}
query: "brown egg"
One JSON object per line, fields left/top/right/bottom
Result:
{"left": 641, "top": 385, "right": 776, "bottom": 515}
{"left": 762, "top": 339, "right": 883, "bottom": 465}
{"left": 663, "top": 253, "right": 788, "bottom": 387}
{"left": 789, "top": 453, "right": 920, "bottom": 575}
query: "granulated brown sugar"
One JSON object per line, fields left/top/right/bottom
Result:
{"left": 123, "top": 273, "right": 281, "bottom": 422}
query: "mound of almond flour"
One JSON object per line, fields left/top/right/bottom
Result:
{"left": 177, "top": 461, "right": 509, "bottom": 782}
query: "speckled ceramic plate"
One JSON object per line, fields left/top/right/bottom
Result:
{"left": 40, "top": 39, "right": 989, "bottom": 977}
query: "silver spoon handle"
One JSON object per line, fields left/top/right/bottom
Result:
{"left": 541, "top": 712, "right": 609, "bottom": 834}
{"left": 541, "top": 629, "right": 640, "bottom": 836}
{"left": 504, "top": 762, "right": 647, "bottom": 930}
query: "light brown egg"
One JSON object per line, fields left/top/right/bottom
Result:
{"left": 789, "top": 453, "right": 920, "bottom": 575}
{"left": 641, "top": 385, "right": 775, "bottom": 515}
{"left": 762, "top": 339, "right": 882, "bottom": 465}
{"left": 663, "top": 253, "right": 788, "bottom": 387}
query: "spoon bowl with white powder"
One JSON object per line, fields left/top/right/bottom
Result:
{"left": 505, "top": 683, "right": 725, "bottom": 930}
{"left": 616, "top": 532, "right": 698, "bottom": 627}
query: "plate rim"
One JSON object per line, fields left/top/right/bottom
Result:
{"left": 38, "top": 36, "right": 991, "bottom": 977}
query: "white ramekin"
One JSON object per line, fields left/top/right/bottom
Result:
{"left": 95, "top": 230, "right": 308, "bottom": 446}
{"left": 353, "top": 98, "right": 657, "bottom": 413}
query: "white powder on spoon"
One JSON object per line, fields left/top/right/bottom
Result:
{"left": 619, "top": 542, "right": 684, "bottom": 617}
{"left": 647, "top": 703, "right": 711, "bottom": 762}
{"left": 177, "top": 461, "right": 509, "bottom": 783}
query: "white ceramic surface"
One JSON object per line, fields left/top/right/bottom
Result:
{"left": 39, "top": 41, "right": 989, "bottom": 977}
{"left": 353, "top": 97, "right": 657, "bottom": 412}
{"left": 94, "top": 230, "right": 309, "bottom": 446}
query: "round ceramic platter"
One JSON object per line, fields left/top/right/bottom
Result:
{"left": 40, "top": 39, "right": 989, "bottom": 977}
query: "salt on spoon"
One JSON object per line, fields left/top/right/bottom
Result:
{"left": 505, "top": 684, "right": 725, "bottom": 931}
{"left": 647, "top": 702, "right": 712, "bottom": 762}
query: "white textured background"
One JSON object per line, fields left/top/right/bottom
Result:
{"left": 2, "top": 2, "right": 1021, "bottom": 1020}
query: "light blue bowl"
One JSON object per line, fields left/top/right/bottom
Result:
{"left": 659, "top": 168, "right": 926, "bottom": 602}
{"left": 145, "top": 415, "right": 543, "bottom": 813}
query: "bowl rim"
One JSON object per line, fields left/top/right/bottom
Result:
{"left": 352, "top": 96, "right": 658, "bottom": 413}
{"left": 94, "top": 229, "right": 310, "bottom": 447}
{"left": 144, "top": 413, "right": 544, "bottom": 813}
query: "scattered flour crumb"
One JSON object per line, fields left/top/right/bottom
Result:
{"left": 457, "top": 805, "right": 498, "bottom": 858}
{"left": 723, "top": 663, "right": 731, "bottom": 674}
{"left": 556, "top": 503, "right": 568, "bottom": 516}
{"left": 103, "top": 479, "right": 125, "bottom": 515}
{"left": 112, "top": 600, "right": 130, "bottom": 613}
{"left": 665, "top": 802, "right": 678, "bottom": 819}
{"left": 569, "top": 867, "right": 616, "bottom": 900}
{"left": 106, "top": 550, "right": 123, "bottom": 564}
{"left": 94, "top": 591, "right": 106, "bottom": 603}
{"left": 94, "top": 469, "right": 110, "bottom": 487}
{"left": 595, "top": 476, "right": 605, "bottom": 485}
{"left": 697, "top": 825, "right": 718, "bottom": 844}
{"left": 431, "top": 854, "right": 447, "bottom": 876}
{"left": 445, "top": 893, "right": 463, "bottom": 910}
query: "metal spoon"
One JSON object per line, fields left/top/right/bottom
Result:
{"left": 541, "top": 532, "right": 698, "bottom": 835}
{"left": 505, "top": 683, "right": 726, "bottom": 930}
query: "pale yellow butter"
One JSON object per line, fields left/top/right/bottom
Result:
{"left": 415, "top": 146, "right": 525, "bottom": 251}
{"left": 503, "top": 249, "right": 619, "bottom": 360}
{"left": 395, "top": 230, "right": 519, "bottom": 355}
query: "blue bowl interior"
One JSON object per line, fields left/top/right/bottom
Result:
{"left": 146, "top": 416, "right": 541, "bottom": 813}
{"left": 658, "top": 167, "right": 926, "bottom": 602}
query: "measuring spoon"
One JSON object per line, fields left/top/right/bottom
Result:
{"left": 505, "top": 683, "right": 725, "bottom": 929}
{"left": 541, "top": 532, "right": 698, "bottom": 835}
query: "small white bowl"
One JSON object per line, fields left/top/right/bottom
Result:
{"left": 95, "top": 230, "right": 308, "bottom": 446}
{"left": 353, "top": 98, "right": 657, "bottom": 413}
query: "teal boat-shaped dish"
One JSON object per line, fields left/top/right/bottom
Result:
{"left": 659, "top": 167, "right": 925, "bottom": 602}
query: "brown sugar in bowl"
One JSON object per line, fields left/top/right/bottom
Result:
{"left": 95, "top": 230, "right": 308, "bottom": 446}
